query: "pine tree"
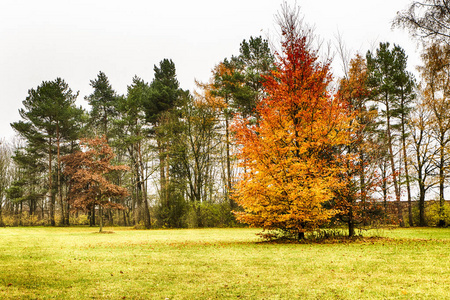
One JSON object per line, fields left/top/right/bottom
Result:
{"left": 367, "top": 43, "right": 415, "bottom": 226}
{"left": 85, "top": 71, "right": 118, "bottom": 140}
{"left": 11, "top": 78, "right": 83, "bottom": 225}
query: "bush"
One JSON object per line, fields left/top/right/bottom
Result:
{"left": 69, "top": 214, "right": 90, "bottom": 226}
{"left": 184, "top": 202, "right": 236, "bottom": 228}
{"left": 412, "top": 201, "right": 450, "bottom": 226}
{"left": 1, "top": 213, "right": 46, "bottom": 226}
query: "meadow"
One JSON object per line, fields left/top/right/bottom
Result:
{"left": 0, "top": 226, "right": 449, "bottom": 299}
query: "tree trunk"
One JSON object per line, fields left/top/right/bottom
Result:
{"left": 359, "top": 150, "right": 366, "bottom": 212}
{"left": 65, "top": 200, "right": 70, "bottom": 226}
{"left": 297, "top": 231, "right": 305, "bottom": 241}
{"left": 348, "top": 204, "right": 355, "bottom": 237}
{"left": 57, "top": 125, "right": 64, "bottom": 225}
{"left": 158, "top": 137, "right": 169, "bottom": 223}
{"left": 416, "top": 148, "right": 425, "bottom": 227}
{"left": 381, "top": 159, "right": 388, "bottom": 211}
{"left": 138, "top": 142, "right": 151, "bottom": 229}
{"left": 123, "top": 210, "right": 127, "bottom": 226}
{"left": 29, "top": 199, "right": 34, "bottom": 216}
{"left": 419, "top": 184, "right": 426, "bottom": 226}
{"left": 89, "top": 205, "right": 96, "bottom": 226}
{"left": 99, "top": 205, "right": 103, "bottom": 232}
{"left": 401, "top": 121, "right": 413, "bottom": 227}
{"left": 439, "top": 146, "right": 446, "bottom": 227}
{"left": 41, "top": 201, "right": 45, "bottom": 219}
{"left": 48, "top": 138, "right": 55, "bottom": 226}
{"left": 19, "top": 202, "right": 23, "bottom": 226}
{"left": 0, "top": 202, "right": 4, "bottom": 227}
{"left": 134, "top": 175, "right": 141, "bottom": 225}
{"left": 225, "top": 111, "right": 233, "bottom": 209}
{"left": 385, "top": 99, "right": 403, "bottom": 226}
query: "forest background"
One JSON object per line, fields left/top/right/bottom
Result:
{"left": 1, "top": 0, "right": 450, "bottom": 236}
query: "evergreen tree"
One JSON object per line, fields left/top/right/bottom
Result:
{"left": 231, "top": 36, "right": 274, "bottom": 118}
{"left": 144, "top": 59, "right": 184, "bottom": 226}
{"left": 392, "top": 46, "right": 416, "bottom": 226}
{"left": 11, "top": 78, "right": 83, "bottom": 225}
{"left": 367, "top": 43, "right": 414, "bottom": 226}
{"left": 85, "top": 71, "right": 118, "bottom": 140}
{"left": 115, "top": 76, "right": 152, "bottom": 228}
{"left": 209, "top": 37, "right": 274, "bottom": 210}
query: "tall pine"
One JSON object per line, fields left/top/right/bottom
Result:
{"left": 11, "top": 78, "right": 82, "bottom": 226}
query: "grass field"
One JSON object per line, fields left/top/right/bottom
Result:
{"left": 0, "top": 227, "right": 449, "bottom": 299}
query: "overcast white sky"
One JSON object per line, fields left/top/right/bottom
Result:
{"left": 0, "top": 0, "right": 419, "bottom": 141}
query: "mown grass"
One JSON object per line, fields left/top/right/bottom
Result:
{"left": 0, "top": 226, "right": 449, "bottom": 299}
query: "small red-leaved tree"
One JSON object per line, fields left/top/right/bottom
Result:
{"left": 231, "top": 6, "right": 354, "bottom": 240}
{"left": 62, "top": 136, "right": 129, "bottom": 232}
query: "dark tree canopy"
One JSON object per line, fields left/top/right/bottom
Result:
{"left": 212, "top": 36, "right": 274, "bottom": 118}
{"left": 12, "top": 78, "right": 80, "bottom": 145}
{"left": 145, "top": 59, "right": 182, "bottom": 125}
{"left": 85, "top": 71, "right": 118, "bottom": 138}
{"left": 10, "top": 78, "right": 83, "bottom": 226}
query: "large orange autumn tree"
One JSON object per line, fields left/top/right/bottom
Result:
{"left": 232, "top": 6, "right": 354, "bottom": 239}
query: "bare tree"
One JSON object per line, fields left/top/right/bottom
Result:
{"left": 0, "top": 140, "right": 12, "bottom": 226}
{"left": 394, "top": 0, "right": 450, "bottom": 44}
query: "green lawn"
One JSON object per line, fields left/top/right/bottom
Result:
{"left": 0, "top": 226, "right": 449, "bottom": 299}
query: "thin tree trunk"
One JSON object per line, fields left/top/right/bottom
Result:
{"left": 401, "top": 121, "right": 413, "bottom": 227}
{"left": 419, "top": 184, "right": 426, "bottom": 226}
{"left": 134, "top": 178, "right": 141, "bottom": 225}
{"left": 91, "top": 205, "right": 96, "bottom": 226}
{"left": 416, "top": 151, "right": 427, "bottom": 227}
{"left": 99, "top": 205, "right": 103, "bottom": 232}
{"left": 138, "top": 142, "right": 151, "bottom": 229}
{"left": 385, "top": 99, "right": 403, "bottom": 226}
{"left": 348, "top": 204, "right": 355, "bottom": 237}
{"left": 158, "top": 138, "right": 166, "bottom": 212}
{"left": 66, "top": 201, "right": 70, "bottom": 226}
{"left": 123, "top": 210, "right": 127, "bottom": 226}
{"left": 57, "top": 125, "right": 64, "bottom": 225}
{"left": 439, "top": 146, "right": 446, "bottom": 227}
{"left": 0, "top": 202, "right": 3, "bottom": 227}
{"left": 359, "top": 148, "right": 367, "bottom": 224}
{"left": 225, "top": 112, "right": 232, "bottom": 209}
{"left": 381, "top": 159, "right": 388, "bottom": 211}
{"left": 19, "top": 202, "right": 23, "bottom": 226}
{"left": 48, "top": 138, "right": 55, "bottom": 226}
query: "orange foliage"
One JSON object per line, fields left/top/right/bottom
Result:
{"left": 194, "top": 79, "right": 227, "bottom": 110}
{"left": 336, "top": 54, "right": 384, "bottom": 233}
{"left": 338, "top": 54, "right": 371, "bottom": 103}
{"left": 62, "top": 136, "right": 129, "bottom": 212}
{"left": 231, "top": 24, "right": 353, "bottom": 237}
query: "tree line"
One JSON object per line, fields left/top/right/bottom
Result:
{"left": 1, "top": 1, "right": 450, "bottom": 236}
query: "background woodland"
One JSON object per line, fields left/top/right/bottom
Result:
{"left": 1, "top": 1, "right": 450, "bottom": 237}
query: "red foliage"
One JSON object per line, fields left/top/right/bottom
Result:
{"left": 231, "top": 18, "right": 354, "bottom": 237}
{"left": 62, "top": 136, "right": 129, "bottom": 211}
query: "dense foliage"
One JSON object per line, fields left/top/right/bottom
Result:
{"left": 2, "top": 2, "right": 450, "bottom": 236}
{"left": 232, "top": 9, "right": 353, "bottom": 239}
